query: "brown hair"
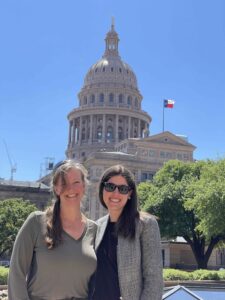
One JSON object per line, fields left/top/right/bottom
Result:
{"left": 45, "top": 160, "right": 88, "bottom": 249}
{"left": 99, "top": 165, "right": 139, "bottom": 239}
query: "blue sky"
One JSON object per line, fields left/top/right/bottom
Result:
{"left": 0, "top": 0, "right": 225, "bottom": 181}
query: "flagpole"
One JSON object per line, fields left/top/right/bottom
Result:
{"left": 163, "top": 99, "right": 175, "bottom": 132}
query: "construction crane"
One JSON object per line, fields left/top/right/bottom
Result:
{"left": 3, "top": 139, "right": 17, "bottom": 181}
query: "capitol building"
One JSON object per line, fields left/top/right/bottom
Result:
{"left": 66, "top": 23, "right": 196, "bottom": 220}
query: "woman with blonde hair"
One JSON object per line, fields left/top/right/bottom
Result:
{"left": 8, "top": 160, "right": 97, "bottom": 300}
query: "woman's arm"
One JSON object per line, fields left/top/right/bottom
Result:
{"left": 140, "top": 215, "right": 163, "bottom": 300}
{"left": 8, "top": 212, "right": 40, "bottom": 300}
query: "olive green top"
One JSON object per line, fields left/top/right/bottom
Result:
{"left": 8, "top": 211, "right": 97, "bottom": 300}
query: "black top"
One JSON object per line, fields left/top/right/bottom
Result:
{"left": 92, "top": 222, "right": 121, "bottom": 300}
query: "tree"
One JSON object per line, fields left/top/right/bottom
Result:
{"left": 0, "top": 198, "right": 37, "bottom": 256}
{"left": 138, "top": 159, "right": 225, "bottom": 269}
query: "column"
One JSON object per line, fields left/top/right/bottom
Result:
{"left": 115, "top": 114, "right": 119, "bottom": 143}
{"left": 138, "top": 119, "right": 141, "bottom": 138}
{"left": 85, "top": 116, "right": 88, "bottom": 142}
{"left": 89, "top": 115, "right": 93, "bottom": 144}
{"left": 102, "top": 114, "right": 106, "bottom": 144}
{"left": 78, "top": 116, "right": 82, "bottom": 145}
{"left": 68, "top": 120, "right": 72, "bottom": 146}
{"left": 72, "top": 119, "right": 76, "bottom": 145}
{"left": 128, "top": 116, "right": 131, "bottom": 138}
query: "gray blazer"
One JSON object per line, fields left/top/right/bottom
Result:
{"left": 95, "top": 213, "right": 163, "bottom": 300}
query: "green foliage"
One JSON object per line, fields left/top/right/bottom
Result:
{"left": 0, "top": 266, "right": 9, "bottom": 285}
{"left": 185, "top": 159, "right": 225, "bottom": 239}
{"left": 0, "top": 198, "right": 37, "bottom": 256}
{"left": 163, "top": 268, "right": 191, "bottom": 281}
{"left": 138, "top": 159, "right": 225, "bottom": 269}
{"left": 191, "top": 269, "right": 220, "bottom": 280}
{"left": 163, "top": 268, "right": 225, "bottom": 281}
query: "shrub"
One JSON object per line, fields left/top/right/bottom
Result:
{"left": 163, "top": 268, "right": 191, "bottom": 281}
{"left": 0, "top": 266, "right": 8, "bottom": 285}
{"left": 163, "top": 268, "right": 225, "bottom": 281}
{"left": 192, "top": 269, "right": 220, "bottom": 280}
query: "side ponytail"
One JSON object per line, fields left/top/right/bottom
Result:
{"left": 45, "top": 199, "right": 62, "bottom": 249}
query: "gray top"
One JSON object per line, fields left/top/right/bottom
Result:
{"left": 95, "top": 213, "right": 163, "bottom": 300}
{"left": 8, "top": 211, "right": 97, "bottom": 300}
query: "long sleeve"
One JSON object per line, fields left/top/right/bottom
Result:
{"left": 140, "top": 215, "right": 163, "bottom": 300}
{"left": 8, "top": 212, "right": 41, "bottom": 300}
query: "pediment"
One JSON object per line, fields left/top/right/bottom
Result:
{"left": 138, "top": 131, "right": 196, "bottom": 149}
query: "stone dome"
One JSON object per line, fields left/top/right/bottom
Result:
{"left": 83, "top": 24, "right": 138, "bottom": 89}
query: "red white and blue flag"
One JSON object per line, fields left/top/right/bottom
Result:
{"left": 164, "top": 99, "right": 175, "bottom": 108}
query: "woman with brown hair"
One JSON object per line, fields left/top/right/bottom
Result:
{"left": 90, "top": 165, "right": 163, "bottom": 300}
{"left": 8, "top": 160, "right": 97, "bottom": 300}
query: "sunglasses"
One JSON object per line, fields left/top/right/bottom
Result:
{"left": 103, "top": 182, "right": 131, "bottom": 195}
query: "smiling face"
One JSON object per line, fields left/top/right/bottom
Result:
{"left": 103, "top": 175, "right": 132, "bottom": 221}
{"left": 54, "top": 168, "right": 85, "bottom": 208}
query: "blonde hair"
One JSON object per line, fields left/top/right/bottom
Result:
{"left": 45, "top": 160, "right": 88, "bottom": 249}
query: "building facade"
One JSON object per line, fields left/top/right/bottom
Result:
{"left": 66, "top": 23, "right": 196, "bottom": 220}
{"left": 0, "top": 179, "right": 50, "bottom": 210}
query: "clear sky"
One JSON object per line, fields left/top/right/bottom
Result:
{"left": 0, "top": 0, "right": 225, "bottom": 181}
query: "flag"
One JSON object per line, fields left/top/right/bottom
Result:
{"left": 164, "top": 99, "right": 175, "bottom": 108}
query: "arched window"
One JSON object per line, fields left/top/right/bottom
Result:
{"left": 99, "top": 93, "right": 104, "bottom": 103}
{"left": 91, "top": 94, "right": 95, "bottom": 103}
{"left": 127, "top": 96, "right": 132, "bottom": 106}
{"left": 135, "top": 98, "right": 139, "bottom": 107}
{"left": 126, "top": 128, "right": 128, "bottom": 138}
{"left": 82, "top": 128, "right": 85, "bottom": 140}
{"left": 106, "top": 126, "right": 113, "bottom": 143}
{"left": 118, "top": 127, "right": 123, "bottom": 140}
{"left": 97, "top": 126, "right": 102, "bottom": 142}
{"left": 83, "top": 96, "right": 87, "bottom": 105}
{"left": 119, "top": 94, "right": 123, "bottom": 103}
{"left": 109, "top": 93, "right": 114, "bottom": 104}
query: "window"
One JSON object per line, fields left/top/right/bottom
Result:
{"left": 141, "top": 173, "right": 153, "bottom": 181}
{"left": 135, "top": 98, "right": 139, "bottom": 107}
{"left": 149, "top": 150, "right": 156, "bottom": 157}
{"left": 177, "top": 153, "right": 182, "bottom": 160}
{"left": 118, "top": 127, "right": 123, "bottom": 140}
{"left": 83, "top": 96, "right": 87, "bottom": 105}
{"left": 160, "top": 151, "right": 165, "bottom": 158}
{"left": 119, "top": 94, "right": 123, "bottom": 103}
{"left": 166, "top": 152, "right": 172, "bottom": 159}
{"left": 99, "top": 93, "right": 104, "bottom": 103}
{"left": 82, "top": 128, "right": 85, "bottom": 140}
{"left": 97, "top": 126, "right": 102, "bottom": 141}
{"left": 91, "top": 94, "right": 95, "bottom": 103}
{"left": 109, "top": 93, "right": 114, "bottom": 103}
{"left": 183, "top": 153, "right": 189, "bottom": 160}
{"left": 106, "top": 126, "right": 113, "bottom": 143}
{"left": 127, "top": 96, "right": 132, "bottom": 105}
